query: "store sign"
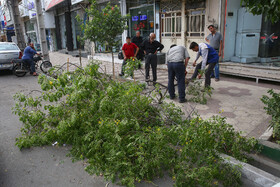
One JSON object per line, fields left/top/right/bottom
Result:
{"left": 27, "top": 0, "right": 36, "bottom": 19}
{"left": 19, "top": 0, "right": 29, "bottom": 17}
{"left": 45, "top": 0, "right": 65, "bottom": 11}
{"left": 132, "top": 15, "right": 147, "bottom": 22}
{"left": 71, "top": 0, "right": 83, "bottom": 5}
{"left": 261, "top": 33, "right": 279, "bottom": 43}
{"left": 3, "top": 7, "right": 11, "bottom": 22}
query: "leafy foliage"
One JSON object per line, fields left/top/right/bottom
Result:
{"left": 80, "top": 0, "right": 128, "bottom": 48}
{"left": 187, "top": 79, "right": 213, "bottom": 104}
{"left": 13, "top": 62, "right": 258, "bottom": 187}
{"left": 78, "top": 0, "right": 129, "bottom": 76}
{"left": 261, "top": 89, "right": 280, "bottom": 144}
{"left": 241, "top": 0, "right": 280, "bottom": 23}
{"left": 123, "top": 57, "right": 141, "bottom": 78}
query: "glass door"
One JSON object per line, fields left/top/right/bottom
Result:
{"left": 130, "top": 4, "right": 154, "bottom": 39}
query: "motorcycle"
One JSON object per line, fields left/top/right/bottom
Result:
{"left": 12, "top": 54, "right": 52, "bottom": 77}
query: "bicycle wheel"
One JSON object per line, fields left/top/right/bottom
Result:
{"left": 40, "top": 61, "right": 52, "bottom": 73}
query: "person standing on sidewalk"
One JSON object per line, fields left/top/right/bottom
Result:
{"left": 142, "top": 33, "right": 164, "bottom": 83}
{"left": 205, "top": 25, "right": 222, "bottom": 81}
{"left": 132, "top": 31, "right": 144, "bottom": 61}
{"left": 189, "top": 42, "right": 219, "bottom": 88}
{"left": 166, "top": 44, "right": 190, "bottom": 103}
{"left": 119, "top": 37, "right": 139, "bottom": 76}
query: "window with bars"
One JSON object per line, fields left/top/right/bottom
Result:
{"left": 186, "top": 9, "right": 205, "bottom": 38}
{"left": 161, "top": 12, "right": 182, "bottom": 37}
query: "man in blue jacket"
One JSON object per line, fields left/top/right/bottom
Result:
{"left": 22, "top": 43, "right": 40, "bottom": 76}
{"left": 189, "top": 42, "right": 219, "bottom": 88}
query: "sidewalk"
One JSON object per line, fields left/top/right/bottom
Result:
{"left": 49, "top": 52, "right": 280, "bottom": 138}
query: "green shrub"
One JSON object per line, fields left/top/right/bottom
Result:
{"left": 13, "top": 62, "right": 258, "bottom": 187}
{"left": 261, "top": 89, "right": 280, "bottom": 144}
{"left": 186, "top": 79, "right": 213, "bottom": 104}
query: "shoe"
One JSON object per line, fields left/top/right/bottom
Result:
{"left": 170, "top": 96, "right": 176, "bottom": 100}
{"left": 119, "top": 73, "right": 124, "bottom": 76}
{"left": 33, "top": 72, "right": 39, "bottom": 76}
{"left": 215, "top": 78, "right": 220, "bottom": 82}
{"left": 145, "top": 78, "right": 150, "bottom": 82}
{"left": 179, "top": 99, "right": 187, "bottom": 103}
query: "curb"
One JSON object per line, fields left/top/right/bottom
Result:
{"left": 258, "top": 127, "right": 280, "bottom": 163}
{"left": 221, "top": 154, "right": 280, "bottom": 187}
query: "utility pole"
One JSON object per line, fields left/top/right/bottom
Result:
{"left": 34, "top": 0, "right": 49, "bottom": 60}
{"left": 8, "top": 0, "right": 25, "bottom": 50}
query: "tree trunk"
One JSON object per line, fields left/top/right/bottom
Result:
{"left": 111, "top": 50, "right": 115, "bottom": 79}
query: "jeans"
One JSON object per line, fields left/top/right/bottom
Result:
{"left": 211, "top": 50, "right": 220, "bottom": 79}
{"left": 211, "top": 62, "right": 220, "bottom": 79}
{"left": 191, "top": 61, "right": 217, "bottom": 87}
{"left": 23, "top": 59, "right": 35, "bottom": 73}
{"left": 145, "top": 54, "right": 157, "bottom": 81}
{"left": 168, "top": 62, "right": 186, "bottom": 100}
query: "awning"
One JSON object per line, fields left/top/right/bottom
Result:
{"left": 45, "top": 0, "right": 65, "bottom": 11}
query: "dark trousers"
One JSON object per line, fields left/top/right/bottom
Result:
{"left": 145, "top": 54, "right": 157, "bottom": 82}
{"left": 191, "top": 61, "right": 217, "bottom": 87}
{"left": 121, "top": 59, "right": 127, "bottom": 75}
{"left": 168, "top": 62, "right": 186, "bottom": 100}
{"left": 136, "top": 49, "right": 144, "bottom": 61}
{"left": 23, "top": 59, "right": 35, "bottom": 73}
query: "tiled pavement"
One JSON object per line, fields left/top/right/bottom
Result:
{"left": 49, "top": 52, "right": 280, "bottom": 138}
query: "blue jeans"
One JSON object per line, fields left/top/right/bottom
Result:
{"left": 168, "top": 62, "right": 185, "bottom": 101}
{"left": 23, "top": 59, "right": 35, "bottom": 73}
{"left": 211, "top": 62, "right": 219, "bottom": 79}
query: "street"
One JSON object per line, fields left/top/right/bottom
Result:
{"left": 0, "top": 52, "right": 279, "bottom": 187}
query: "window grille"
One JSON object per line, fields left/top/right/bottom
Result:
{"left": 161, "top": 11, "right": 182, "bottom": 37}
{"left": 160, "top": 0, "right": 181, "bottom": 13}
{"left": 186, "top": 9, "right": 205, "bottom": 38}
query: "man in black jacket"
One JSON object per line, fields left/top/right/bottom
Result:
{"left": 132, "top": 31, "right": 144, "bottom": 61}
{"left": 142, "top": 33, "right": 164, "bottom": 83}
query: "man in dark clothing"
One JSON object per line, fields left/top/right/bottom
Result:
{"left": 132, "top": 31, "right": 144, "bottom": 61}
{"left": 189, "top": 42, "right": 219, "bottom": 88}
{"left": 22, "top": 42, "right": 40, "bottom": 76}
{"left": 142, "top": 33, "right": 164, "bottom": 83}
{"left": 166, "top": 44, "right": 190, "bottom": 103}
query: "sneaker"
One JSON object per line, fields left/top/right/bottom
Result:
{"left": 119, "top": 73, "right": 124, "bottom": 76}
{"left": 215, "top": 78, "right": 220, "bottom": 82}
{"left": 145, "top": 78, "right": 150, "bottom": 82}
{"left": 179, "top": 99, "right": 187, "bottom": 103}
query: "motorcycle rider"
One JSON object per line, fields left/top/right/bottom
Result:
{"left": 22, "top": 43, "right": 40, "bottom": 76}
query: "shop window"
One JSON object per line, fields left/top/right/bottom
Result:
{"left": 186, "top": 9, "right": 205, "bottom": 38}
{"left": 161, "top": 12, "right": 181, "bottom": 37}
{"left": 129, "top": 5, "right": 154, "bottom": 39}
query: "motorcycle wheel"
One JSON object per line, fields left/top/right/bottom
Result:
{"left": 40, "top": 61, "right": 52, "bottom": 74}
{"left": 13, "top": 65, "right": 27, "bottom": 77}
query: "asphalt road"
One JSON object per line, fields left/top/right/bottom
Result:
{"left": 0, "top": 70, "right": 175, "bottom": 187}
{"left": 0, "top": 69, "right": 268, "bottom": 187}
{"left": 0, "top": 70, "right": 118, "bottom": 187}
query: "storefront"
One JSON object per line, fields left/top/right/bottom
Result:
{"left": 129, "top": 4, "right": 154, "bottom": 39}
{"left": 59, "top": 14, "right": 67, "bottom": 49}
{"left": 71, "top": 9, "right": 84, "bottom": 50}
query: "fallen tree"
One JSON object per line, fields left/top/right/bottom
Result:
{"left": 13, "top": 62, "right": 258, "bottom": 187}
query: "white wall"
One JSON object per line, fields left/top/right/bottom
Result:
{"left": 44, "top": 11, "right": 55, "bottom": 29}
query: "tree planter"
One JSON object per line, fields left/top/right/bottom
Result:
{"left": 259, "top": 128, "right": 280, "bottom": 163}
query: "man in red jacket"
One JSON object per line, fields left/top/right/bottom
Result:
{"left": 119, "top": 36, "right": 139, "bottom": 76}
